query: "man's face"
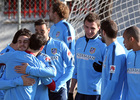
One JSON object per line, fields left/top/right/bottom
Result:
{"left": 17, "top": 35, "right": 30, "bottom": 51}
{"left": 84, "top": 20, "right": 100, "bottom": 39}
{"left": 123, "top": 31, "right": 132, "bottom": 50}
{"left": 35, "top": 24, "right": 50, "bottom": 40}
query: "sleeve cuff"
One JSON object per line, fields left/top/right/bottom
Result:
{"left": 26, "top": 65, "right": 31, "bottom": 74}
{"left": 13, "top": 77, "right": 23, "bottom": 86}
{"left": 41, "top": 77, "right": 52, "bottom": 85}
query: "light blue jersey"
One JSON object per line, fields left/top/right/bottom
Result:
{"left": 124, "top": 50, "right": 140, "bottom": 100}
{"left": 34, "top": 52, "right": 56, "bottom": 100}
{"left": 42, "top": 38, "right": 75, "bottom": 92}
{"left": 0, "top": 45, "right": 15, "bottom": 100}
{"left": 0, "top": 51, "right": 55, "bottom": 100}
{"left": 49, "top": 20, "right": 75, "bottom": 55}
{"left": 0, "top": 71, "right": 23, "bottom": 100}
{"left": 101, "top": 41, "right": 126, "bottom": 100}
{"left": 0, "top": 45, "right": 15, "bottom": 53}
{"left": 0, "top": 45, "right": 15, "bottom": 78}
{"left": 73, "top": 35, "right": 106, "bottom": 95}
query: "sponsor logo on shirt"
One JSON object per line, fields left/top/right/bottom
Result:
{"left": 76, "top": 53, "right": 95, "bottom": 60}
{"left": 110, "top": 65, "right": 116, "bottom": 73}
{"left": 51, "top": 48, "right": 57, "bottom": 55}
{"left": 127, "top": 68, "right": 140, "bottom": 74}
{"left": 127, "top": 62, "right": 132, "bottom": 65}
{"left": 90, "top": 47, "right": 96, "bottom": 54}
{"left": 67, "top": 50, "right": 72, "bottom": 57}
{"left": 56, "top": 32, "right": 60, "bottom": 37}
{"left": 67, "top": 36, "right": 72, "bottom": 43}
{"left": 45, "top": 57, "right": 51, "bottom": 62}
{"left": 50, "top": 56, "right": 58, "bottom": 60}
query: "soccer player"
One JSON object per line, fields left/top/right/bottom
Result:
{"left": 49, "top": 1, "right": 75, "bottom": 94}
{"left": 0, "top": 28, "right": 35, "bottom": 100}
{"left": 34, "top": 19, "right": 75, "bottom": 100}
{"left": 69, "top": 12, "right": 106, "bottom": 100}
{"left": 0, "top": 34, "right": 56, "bottom": 100}
{"left": 122, "top": 26, "right": 140, "bottom": 100}
{"left": 49, "top": 0, "right": 75, "bottom": 55}
{"left": 100, "top": 19, "right": 126, "bottom": 100}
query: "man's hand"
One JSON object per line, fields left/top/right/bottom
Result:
{"left": 93, "top": 61, "right": 103, "bottom": 72}
{"left": 21, "top": 75, "right": 35, "bottom": 86}
{"left": 14, "top": 63, "right": 29, "bottom": 74}
{"left": 68, "top": 93, "right": 74, "bottom": 100}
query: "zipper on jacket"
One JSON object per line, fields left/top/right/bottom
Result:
{"left": 84, "top": 34, "right": 98, "bottom": 52}
{"left": 84, "top": 38, "right": 89, "bottom": 52}
{"left": 134, "top": 51, "right": 136, "bottom": 66}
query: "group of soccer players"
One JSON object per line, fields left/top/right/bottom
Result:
{"left": 0, "top": 0, "right": 140, "bottom": 100}
{"left": 0, "top": 1, "right": 75, "bottom": 100}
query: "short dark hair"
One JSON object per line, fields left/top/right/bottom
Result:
{"left": 84, "top": 12, "right": 100, "bottom": 27}
{"left": 12, "top": 28, "right": 32, "bottom": 44}
{"left": 124, "top": 26, "right": 140, "bottom": 42}
{"left": 101, "top": 19, "right": 118, "bottom": 38}
{"left": 52, "top": 0, "right": 69, "bottom": 19}
{"left": 29, "top": 34, "right": 47, "bottom": 50}
{"left": 34, "top": 19, "right": 49, "bottom": 28}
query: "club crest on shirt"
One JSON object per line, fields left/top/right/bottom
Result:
{"left": 56, "top": 32, "right": 60, "bottom": 37}
{"left": 51, "top": 48, "right": 57, "bottom": 55}
{"left": 90, "top": 47, "right": 96, "bottom": 54}
{"left": 67, "top": 36, "right": 72, "bottom": 43}
{"left": 110, "top": 65, "right": 116, "bottom": 73}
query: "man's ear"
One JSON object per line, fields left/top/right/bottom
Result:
{"left": 130, "top": 37, "right": 135, "bottom": 42}
{"left": 98, "top": 26, "right": 100, "bottom": 31}
{"left": 102, "top": 30, "right": 106, "bottom": 36}
{"left": 48, "top": 28, "right": 50, "bottom": 33}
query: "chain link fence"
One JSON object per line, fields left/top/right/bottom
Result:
{"left": 0, "top": 0, "right": 73, "bottom": 51}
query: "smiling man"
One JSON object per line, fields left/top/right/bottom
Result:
{"left": 69, "top": 12, "right": 106, "bottom": 100}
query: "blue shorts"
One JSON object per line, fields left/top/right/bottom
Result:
{"left": 49, "top": 87, "right": 67, "bottom": 100}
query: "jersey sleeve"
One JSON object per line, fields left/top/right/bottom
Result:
{"left": 63, "top": 23, "right": 75, "bottom": 55}
{"left": 101, "top": 81, "right": 117, "bottom": 100}
{"left": 72, "top": 50, "right": 77, "bottom": 79}
{"left": 40, "top": 77, "right": 52, "bottom": 85}
{"left": 26, "top": 63, "right": 56, "bottom": 78}
{"left": 102, "top": 53, "right": 126, "bottom": 100}
{"left": 121, "top": 76, "right": 128, "bottom": 100}
{"left": 0, "top": 70, "right": 23, "bottom": 90}
{"left": 0, "top": 52, "right": 12, "bottom": 64}
{"left": 54, "top": 42, "right": 75, "bottom": 91}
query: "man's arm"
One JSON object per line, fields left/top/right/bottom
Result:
{"left": 68, "top": 62, "right": 77, "bottom": 100}
{"left": 68, "top": 78, "right": 77, "bottom": 100}
{"left": 101, "top": 55, "right": 126, "bottom": 100}
{"left": 101, "top": 80, "right": 117, "bottom": 100}
{"left": 63, "top": 22, "right": 75, "bottom": 55}
{"left": 0, "top": 71, "right": 35, "bottom": 90}
{"left": 15, "top": 63, "right": 56, "bottom": 78}
{"left": 53, "top": 42, "right": 75, "bottom": 91}
{"left": 69, "top": 78, "right": 77, "bottom": 93}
